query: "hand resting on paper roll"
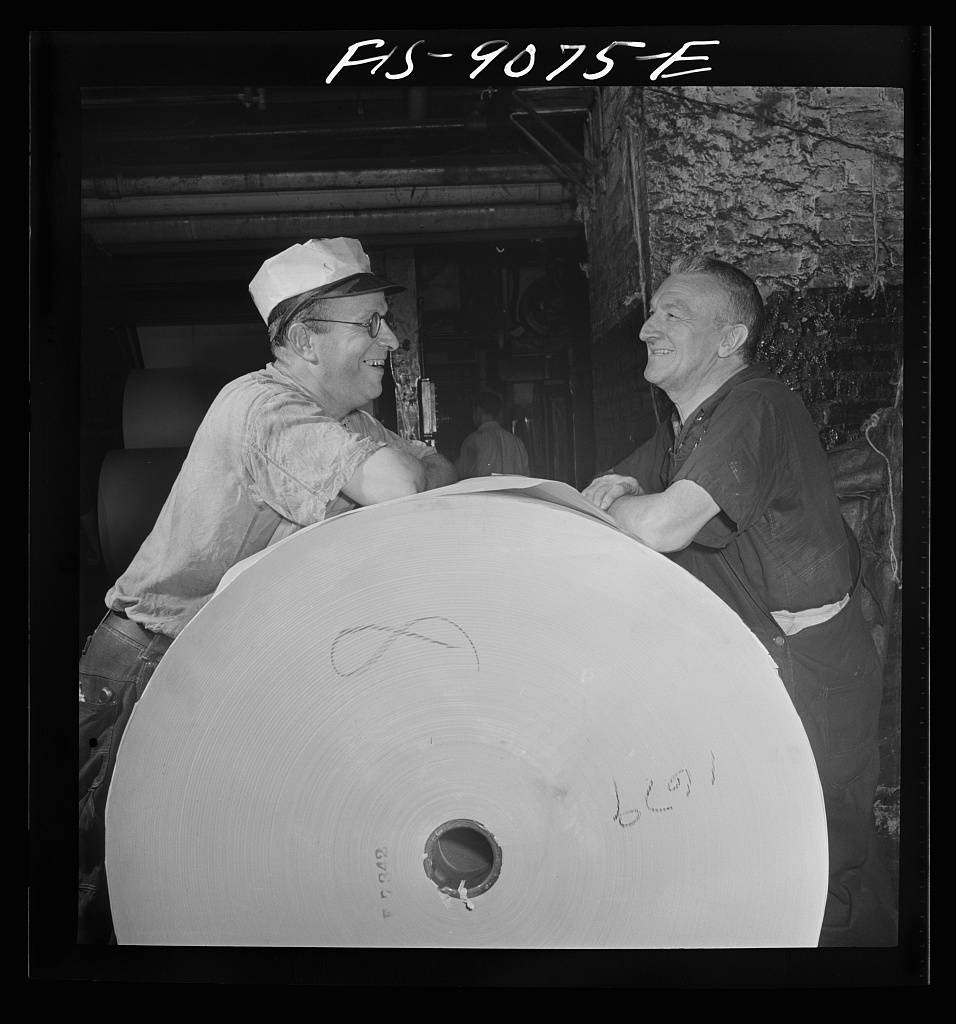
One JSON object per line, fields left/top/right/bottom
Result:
{"left": 582, "top": 472, "right": 643, "bottom": 510}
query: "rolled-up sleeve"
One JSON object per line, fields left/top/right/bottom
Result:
{"left": 248, "top": 400, "right": 384, "bottom": 526}
{"left": 345, "top": 410, "right": 434, "bottom": 459}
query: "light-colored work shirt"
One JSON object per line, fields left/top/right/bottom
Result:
{"left": 107, "top": 362, "right": 432, "bottom": 638}
{"left": 455, "top": 421, "right": 530, "bottom": 478}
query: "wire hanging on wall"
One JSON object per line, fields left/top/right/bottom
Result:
{"left": 863, "top": 408, "right": 902, "bottom": 589}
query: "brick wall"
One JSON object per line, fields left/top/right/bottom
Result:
{"left": 761, "top": 285, "right": 903, "bottom": 448}
{"left": 641, "top": 85, "right": 905, "bottom": 449}
{"left": 642, "top": 86, "right": 904, "bottom": 293}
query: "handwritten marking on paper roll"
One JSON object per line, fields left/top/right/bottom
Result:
{"left": 375, "top": 846, "right": 393, "bottom": 918}
{"left": 645, "top": 770, "right": 693, "bottom": 812}
{"left": 612, "top": 779, "right": 642, "bottom": 827}
{"left": 667, "top": 769, "right": 692, "bottom": 796}
{"left": 613, "top": 759, "right": 712, "bottom": 828}
{"left": 331, "top": 616, "right": 480, "bottom": 677}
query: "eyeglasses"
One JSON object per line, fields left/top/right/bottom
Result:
{"left": 299, "top": 310, "right": 393, "bottom": 340}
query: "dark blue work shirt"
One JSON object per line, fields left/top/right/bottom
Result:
{"left": 613, "top": 364, "right": 851, "bottom": 627}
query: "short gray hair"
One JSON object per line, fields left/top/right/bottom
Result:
{"left": 669, "top": 255, "right": 765, "bottom": 362}
{"left": 267, "top": 296, "right": 334, "bottom": 354}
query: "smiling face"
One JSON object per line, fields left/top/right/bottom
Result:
{"left": 639, "top": 273, "right": 743, "bottom": 411}
{"left": 304, "top": 292, "right": 399, "bottom": 418}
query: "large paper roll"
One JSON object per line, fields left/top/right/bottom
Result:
{"left": 106, "top": 478, "right": 828, "bottom": 947}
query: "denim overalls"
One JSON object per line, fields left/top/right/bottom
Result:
{"left": 78, "top": 611, "right": 172, "bottom": 943}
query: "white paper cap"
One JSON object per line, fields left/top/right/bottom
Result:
{"left": 248, "top": 238, "right": 400, "bottom": 324}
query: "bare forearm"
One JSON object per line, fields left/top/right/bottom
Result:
{"left": 607, "top": 493, "right": 682, "bottom": 551}
{"left": 341, "top": 445, "right": 426, "bottom": 505}
{"left": 607, "top": 480, "right": 720, "bottom": 552}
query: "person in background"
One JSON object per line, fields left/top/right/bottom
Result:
{"left": 455, "top": 390, "right": 530, "bottom": 479}
{"left": 582, "top": 254, "right": 893, "bottom": 947}
{"left": 78, "top": 237, "right": 457, "bottom": 943}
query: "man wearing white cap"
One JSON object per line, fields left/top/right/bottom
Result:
{"left": 77, "top": 237, "right": 457, "bottom": 943}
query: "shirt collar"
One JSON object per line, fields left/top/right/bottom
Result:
{"left": 673, "top": 363, "right": 775, "bottom": 432}
{"left": 264, "top": 361, "right": 341, "bottom": 419}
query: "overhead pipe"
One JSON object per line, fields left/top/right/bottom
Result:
{"left": 81, "top": 163, "right": 564, "bottom": 198}
{"left": 85, "top": 118, "right": 474, "bottom": 145}
{"left": 82, "top": 182, "right": 572, "bottom": 219}
{"left": 83, "top": 204, "right": 578, "bottom": 245}
{"left": 81, "top": 88, "right": 261, "bottom": 107}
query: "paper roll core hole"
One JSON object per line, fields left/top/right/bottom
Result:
{"left": 423, "top": 818, "right": 502, "bottom": 899}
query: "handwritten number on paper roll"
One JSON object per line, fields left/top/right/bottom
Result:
{"left": 614, "top": 766, "right": 695, "bottom": 826}
{"left": 645, "top": 777, "right": 673, "bottom": 813}
{"left": 331, "top": 616, "right": 480, "bottom": 678}
{"left": 375, "top": 846, "right": 393, "bottom": 917}
{"left": 612, "top": 779, "right": 641, "bottom": 828}
{"left": 667, "top": 769, "right": 692, "bottom": 798}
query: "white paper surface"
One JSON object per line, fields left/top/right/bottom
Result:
{"left": 107, "top": 486, "right": 828, "bottom": 948}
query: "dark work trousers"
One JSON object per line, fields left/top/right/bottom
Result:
{"left": 77, "top": 612, "right": 172, "bottom": 944}
{"left": 722, "top": 527, "right": 896, "bottom": 946}
{"left": 777, "top": 580, "right": 896, "bottom": 946}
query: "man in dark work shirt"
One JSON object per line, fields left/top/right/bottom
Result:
{"left": 582, "top": 255, "right": 892, "bottom": 947}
